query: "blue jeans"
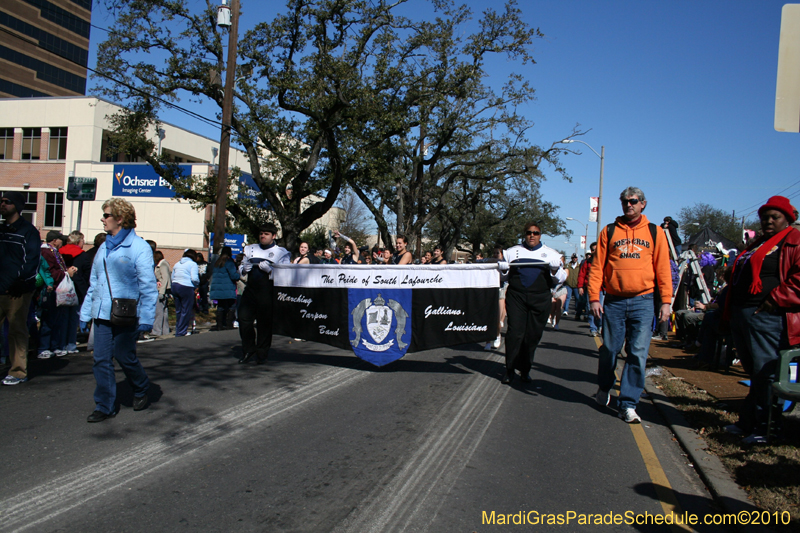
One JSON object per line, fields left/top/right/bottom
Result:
{"left": 92, "top": 319, "right": 150, "bottom": 415}
{"left": 65, "top": 305, "right": 80, "bottom": 351}
{"left": 589, "top": 291, "right": 605, "bottom": 333}
{"left": 597, "top": 293, "right": 655, "bottom": 410}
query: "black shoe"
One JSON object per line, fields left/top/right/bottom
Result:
{"left": 238, "top": 352, "right": 255, "bottom": 364}
{"left": 87, "top": 410, "right": 115, "bottom": 423}
{"left": 520, "top": 373, "right": 532, "bottom": 383}
{"left": 133, "top": 395, "right": 150, "bottom": 411}
{"left": 256, "top": 356, "right": 268, "bottom": 365}
{"left": 501, "top": 373, "right": 513, "bottom": 385}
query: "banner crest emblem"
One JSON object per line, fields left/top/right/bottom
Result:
{"left": 349, "top": 289, "right": 411, "bottom": 366}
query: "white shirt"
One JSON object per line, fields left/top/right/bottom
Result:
{"left": 240, "top": 243, "right": 291, "bottom": 280}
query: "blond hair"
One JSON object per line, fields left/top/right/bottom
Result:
{"left": 102, "top": 198, "right": 137, "bottom": 229}
{"left": 67, "top": 230, "right": 84, "bottom": 245}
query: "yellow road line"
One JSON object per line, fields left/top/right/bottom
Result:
{"left": 592, "top": 335, "right": 694, "bottom": 533}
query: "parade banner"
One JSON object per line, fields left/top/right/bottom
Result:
{"left": 273, "top": 264, "right": 500, "bottom": 366}
{"left": 589, "top": 196, "right": 599, "bottom": 222}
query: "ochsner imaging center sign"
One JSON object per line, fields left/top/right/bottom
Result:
{"left": 113, "top": 164, "right": 193, "bottom": 198}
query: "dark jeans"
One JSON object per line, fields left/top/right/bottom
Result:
{"left": 39, "top": 296, "right": 67, "bottom": 353}
{"left": 92, "top": 319, "right": 149, "bottom": 415}
{"left": 574, "top": 289, "right": 587, "bottom": 319}
{"left": 172, "top": 283, "right": 195, "bottom": 337}
{"left": 216, "top": 298, "right": 236, "bottom": 329}
{"left": 238, "top": 282, "right": 274, "bottom": 361}
{"left": 730, "top": 306, "right": 785, "bottom": 433}
{"left": 695, "top": 309, "right": 722, "bottom": 363}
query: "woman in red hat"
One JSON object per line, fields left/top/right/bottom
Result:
{"left": 724, "top": 195, "right": 800, "bottom": 443}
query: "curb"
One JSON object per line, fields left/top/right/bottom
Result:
{"left": 644, "top": 378, "right": 774, "bottom": 533}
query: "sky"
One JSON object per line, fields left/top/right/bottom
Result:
{"left": 89, "top": 0, "right": 800, "bottom": 255}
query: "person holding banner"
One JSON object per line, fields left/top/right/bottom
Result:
{"left": 238, "top": 224, "right": 291, "bottom": 364}
{"left": 499, "top": 222, "right": 563, "bottom": 385}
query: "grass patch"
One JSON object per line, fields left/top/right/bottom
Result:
{"left": 651, "top": 369, "right": 800, "bottom": 530}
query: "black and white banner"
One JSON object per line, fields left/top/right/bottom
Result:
{"left": 273, "top": 264, "right": 500, "bottom": 366}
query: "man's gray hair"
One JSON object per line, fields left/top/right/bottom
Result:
{"left": 619, "top": 187, "right": 646, "bottom": 203}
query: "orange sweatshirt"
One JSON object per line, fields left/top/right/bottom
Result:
{"left": 587, "top": 214, "right": 673, "bottom": 303}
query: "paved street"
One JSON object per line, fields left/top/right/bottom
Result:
{"left": 1, "top": 317, "right": 732, "bottom": 532}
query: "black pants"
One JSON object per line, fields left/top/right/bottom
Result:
{"left": 238, "top": 282, "right": 274, "bottom": 361}
{"left": 216, "top": 298, "right": 236, "bottom": 330}
{"left": 504, "top": 286, "right": 550, "bottom": 375}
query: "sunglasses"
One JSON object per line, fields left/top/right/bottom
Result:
{"left": 526, "top": 230, "right": 541, "bottom": 236}
{"left": 621, "top": 198, "right": 641, "bottom": 206}
{"left": 102, "top": 213, "right": 114, "bottom": 219}
{"left": 0, "top": 199, "right": 12, "bottom": 205}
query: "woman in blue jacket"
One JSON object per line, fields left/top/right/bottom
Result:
{"left": 171, "top": 249, "right": 199, "bottom": 337}
{"left": 209, "top": 246, "right": 240, "bottom": 330}
{"left": 79, "top": 198, "right": 157, "bottom": 423}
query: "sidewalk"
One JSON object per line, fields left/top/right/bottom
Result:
{"left": 647, "top": 337, "right": 750, "bottom": 404}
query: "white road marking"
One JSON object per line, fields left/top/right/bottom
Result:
{"left": 0, "top": 366, "right": 368, "bottom": 533}
{"left": 335, "top": 352, "right": 509, "bottom": 533}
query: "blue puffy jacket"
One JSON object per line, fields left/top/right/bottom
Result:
{"left": 79, "top": 229, "right": 158, "bottom": 326}
{"left": 209, "top": 259, "right": 240, "bottom": 300}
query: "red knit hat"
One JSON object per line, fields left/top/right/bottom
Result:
{"left": 758, "top": 195, "right": 797, "bottom": 223}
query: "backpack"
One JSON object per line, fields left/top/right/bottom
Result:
{"left": 605, "top": 222, "right": 658, "bottom": 248}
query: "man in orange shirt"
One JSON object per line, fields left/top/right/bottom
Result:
{"left": 588, "top": 187, "right": 672, "bottom": 423}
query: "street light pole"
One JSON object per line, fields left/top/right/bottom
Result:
{"left": 213, "top": 0, "right": 240, "bottom": 254}
{"left": 566, "top": 217, "right": 588, "bottom": 253}
{"left": 560, "top": 139, "right": 605, "bottom": 242}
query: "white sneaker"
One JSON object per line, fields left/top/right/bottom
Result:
{"left": 595, "top": 388, "right": 610, "bottom": 407}
{"left": 618, "top": 407, "right": 642, "bottom": 424}
{"left": 37, "top": 350, "right": 53, "bottom": 359}
{"left": 54, "top": 350, "right": 67, "bottom": 357}
{"left": 233, "top": 321, "right": 239, "bottom": 329}
{"left": 562, "top": 311, "right": 569, "bottom": 316}
{"left": 492, "top": 335, "right": 501, "bottom": 348}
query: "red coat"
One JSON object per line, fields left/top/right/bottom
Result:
{"left": 769, "top": 228, "right": 800, "bottom": 346}
{"left": 576, "top": 259, "right": 592, "bottom": 288}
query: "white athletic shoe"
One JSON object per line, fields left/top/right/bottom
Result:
{"left": 618, "top": 408, "right": 642, "bottom": 424}
{"left": 492, "top": 335, "right": 502, "bottom": 349}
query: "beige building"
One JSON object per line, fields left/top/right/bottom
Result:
{"left": 0, "top": 96, "right": 342, "bottom": 263}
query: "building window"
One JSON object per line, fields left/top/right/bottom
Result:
{"left": 44, "top": 192, "right": 63, "bottom": 228}
{"left": 21, "top": 128, "right": 41, "bottom": 160}
{"left": 0, "top": 128, "right": 12, "bottom": 159}
{"left": 20, "top": 191, "right": 37, "bottom": 225}
{"left": 0, "top": 191, "right": 37, "bottom": 224}
{"left": 49, "top": 127, "right": 68, "bottom": 160}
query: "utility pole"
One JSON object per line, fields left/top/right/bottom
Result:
{"left": 213, "top": 0, "right": 240, "bottom": 254}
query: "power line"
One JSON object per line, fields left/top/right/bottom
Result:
{"left": 733, "top": 177, "right": 800, "bottom": 215}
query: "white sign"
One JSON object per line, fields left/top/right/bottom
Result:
{"left": 589, "top": 197, "right": 599, "bottom": 222}
{"left": 580, "top": 235, "right": 586, "bottom": 250}
{"left": 776, "top": 4, "right": 800, "bottom": 132}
